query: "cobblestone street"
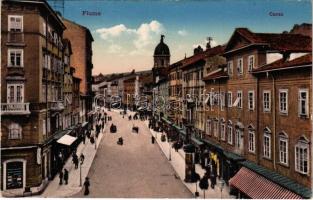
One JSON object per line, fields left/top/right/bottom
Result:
{"left": 73, "top": 110, "right": 193, "bottom": 198}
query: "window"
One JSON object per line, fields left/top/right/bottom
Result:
{"left": 8, "top": 123, "right": 22, "bottom": 139}
{"left": 227, "top": 121, "right": 233, "bottom": 144}
{"left": 248, "top": 90, "right": 254, "bottom": 110}
{"left": 213, "top": 120, "right": 219, "bottom": 137}
{"left": 221, "top": 122, "right": 226, "bottom": 141}
{"left": 43, "top": 22, "right": 46, "bottom": 36}
{"left": 299, "top": 89, "right": 309, "bottom": 117}
{"left": 235, "top": 128, "right": 243, "bottom": 149}
{"left": 8, "top": 15, "right": 23, "bottom": 32}
{"left": 279, "top": 89, "right": 288, "bottom": 114}
{"left": 248, "top": 130, "right": 255, "bottom": 153}
{"left": 206, "top": 119, "right": 211, "bottom": 135}
{"left": 263, "top": 128, "right": 271, "bottom": 159}
{"left": 43, "top": 119, "right": 46, "bottom": 135}
{"left": 295, "top": 137, "right": 309, "bottom": 174}
{"left": 7, "top": 84, "right": 24, "bottom": 103}
{"left": 263, "top": 90, "right": 271, "bottom": 112}
{"left": 227, "top": 92, "right": 232, "bottom": 107}
{"left": 248, "top": 55, "right": 254, "bottom": 72}
{"left": 237, "top": 91, "right": 242, "bottom": 108}
{"left": 227, "top": 60, "right": 233, "bottom": 75}
{"left": 220, "top": 92, "right": 225, "bottom": 110}
{"left": 8, "top": 49, "right": 23, "bottom": 67}
{"left": 279, "top": 132, "right": 288, "bottom": 165}
{"left": 237, "top": 58, "right": 243, "bottom": 75}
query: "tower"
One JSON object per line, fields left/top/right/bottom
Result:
{"left": 153, "top": 35, "right": 170, "bottom": 68}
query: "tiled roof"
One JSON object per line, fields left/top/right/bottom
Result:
{"left": 202, "top": 70, "right": 229, "bottom": 81}
{"left": 226, "top": 28, "right": 311, "bottom": 53}
{"left": 253, "top": 54, "right": 312, "bottom": 73}
{"left": 181, "top": 45, "right": 225, "bottom": 69}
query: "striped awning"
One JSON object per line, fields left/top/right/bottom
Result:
{"left": 229, "top": 167, "right": 302, "bottom": 199}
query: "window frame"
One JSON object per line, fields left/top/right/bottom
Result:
{"left": 8, "top": 15, "right": 23, "bottom": 32}
{"left": 206, "top": 119, "right": 212, "bottom": 136}
{"left": 263, "top": 129, "right": 271, "bottom": 159}
{"left": 8, "top": 49, "right": 24, "bottom": 67}
{"left": 220, "top": 122, "right": 226, "bottom": 141}
{"left": 227, "top": 60, "right": 233, "bottom": 76}
{"left": 7, "top": 83, "right": 24, "bottom": 103}
{"left": 8, "top": 122, "right": 22, "bottom": 140}
{"left": 279, "top": 89, "right": 288, "bottom": 114}
{"left": 248, "top": 55, "right": 254, "bottom": 72}
{"left": 227, "top": 121, "right": 233, "bottom": 145}
{"left": 237, "top": 57, "right": 243, "bottom": 75}
{"left": 295, "top": 137, "right": 309, "bottom": 175}
{"left": 248, "top": 130, "right": 255, "bottom": 153}
{"left": 237, "top": 90, "right": 242, "bottom": 108}
{"left": 248, "top": 90, "right": 255, "bottom": 110}
{"left": 298, "top": 88, "right": 309, "bottom": 117}
{"left": 278, "top": 132, "right": 288, "bottom": 165}
{"left": 263, "top": 90, "right": 271, "bottom": 112}
{"left": 227, "top": 91, "right": 232, "bottom": 107}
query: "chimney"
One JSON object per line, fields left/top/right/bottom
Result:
{"left": 194, "top": 45, "right": 203, "bottom": 55}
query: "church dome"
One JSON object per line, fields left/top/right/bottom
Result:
{"left": 154, "top": 35, "right": 170, "bottom": 56}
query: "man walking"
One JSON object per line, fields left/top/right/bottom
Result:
{"left": 72, "top": 153, "right": 79, "bottom": 169}
{"left": 64, "top": 169, "right": 69, "bottom": 185}
{"left": 59, "top": 169, "right": 63, "bottom": 185}
{"left": 84, "top": 177, "right": 90, "bottom": 195}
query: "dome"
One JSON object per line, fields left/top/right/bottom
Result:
{"left": 154, "top": 35, "right": 170, "bottom": 56}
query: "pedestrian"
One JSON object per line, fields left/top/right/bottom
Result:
{"left": 82, "top": 132, "right": 86, "bottom": 144}
{"left": 72, "top": 153, "right": 79, "bottom": 169}
{"left": 80, "top": 153, "right": 85, "bottom": 164}
{"left": 84, "top": 177, "right": 90, "bottom": 195}
{"left": 59, "top": 170, "right": 63, "bottom": 185}
{"left": 64, "top": 169, "right": 68, "bottom": 185}
{"left": 101, "top": 120, "right": 105, "bottom": 132}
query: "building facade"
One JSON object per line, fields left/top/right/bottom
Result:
{"left": 1, "top": 0, "right": 66, "bottom": 195}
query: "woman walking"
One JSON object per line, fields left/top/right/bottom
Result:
{"left": 84, "top": 177, "right": 90, "bottom": 195}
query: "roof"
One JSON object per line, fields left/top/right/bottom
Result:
{"left": 240, "top": 160, "right": 312, "bottom": 199}
{"left": 203, "top": 69, "right": 229, "bottom": 81}
{"left": 180, "top": 45, "right": 225, "bottom": 70}
{"left": 253, "top": 54, "right": 312, "bottom": 73}
{"left": 225, "top": 28, "right": 311, "bottom": 54}
{"left": 229, "top": 167, "right": 302, "bottom": 199}
{"left": 154, "top": 35, "right": 170, "bottom": 56}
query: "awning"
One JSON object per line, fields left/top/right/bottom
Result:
{"left": 172, "top": 124, "right": 182, "bottom": 131}
{"left": 82, "top": 122, "right": 88, "bottom": 128}
{"left": 202, "top": 138, "right": 224, "bottom": 153}
{"left": 191, "top": 136, "right": 204, "bottom": 146}
{"left": 161, "top": 117, "right": 172, "bottom": 125}
{"left": 57, "top": 135, "right": 77, "bottom": 146}
{"left": 229, "top": 167, "right": 302, "bottom": 199}
{"left": 223, "top": 151, "right": 244, "bottom": 161}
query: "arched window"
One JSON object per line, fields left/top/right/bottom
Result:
{"left": 248, "top": 124, "right": 255, "bottom": 153}
{"left": 220, "top": 118, "right": 226, "bottom": 141}
{"left": 263, "top": 127, "right": 271, "bottom": 159}
{"left": 206, "top": 119, "right": 211, "bottom": 136}
{"left": 8, "top": 123, "right": 22, "bottom": 140}
{"left": 295, "top": 136, "right": 309, "bottom": 174}
{"left": 227, "top": 120, "right": 233, "bottom": 145}
{"left": 278, "top": 131, "right": 288, "bottom": 165}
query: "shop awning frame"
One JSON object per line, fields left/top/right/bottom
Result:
{"left": 229, "top": 167, "right": 303, "bottom": 199}
{"left": 240, "top": 160, "right": 312, "bottom": 199}
{"left": 161, "top": 117, "right": 172, "bottom": 125}
{"left": 191, "top": 136, "right": 204, "bottom": 146}
{"left": 57, "top": 134, "right": 77, "bottom": 146}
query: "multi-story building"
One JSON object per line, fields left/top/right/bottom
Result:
{"left": 1, "top": 0, "right": 66, "bottom": 195}
{"left": 181, "top": 44, "right": 225, "bottom": 138}
{"left": 203, "top": 27, "right": 311, "bottom": 199}
{"left": 62, "top": 18, "right": 94, "bottom": 129}
{"left": 168, "top": 60, "right": 183, "bottom": 126}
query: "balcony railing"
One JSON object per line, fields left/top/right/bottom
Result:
{"left": 1, "top": 103, "right": 30, "bottom": 115}
{"left": 7, "top": 32, "right": 24, "bottom": 44}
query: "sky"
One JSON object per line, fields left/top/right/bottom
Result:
{"left": 48, "top": 0, "right": 311, "bottom": 75}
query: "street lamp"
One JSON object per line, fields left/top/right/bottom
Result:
{"left": 219, "top": 179, "right": 225, "bottom": 199}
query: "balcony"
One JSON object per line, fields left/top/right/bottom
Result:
{"left": 1, "top": 103, "right": 30, "bottom": 115}
{"left": 50, "top": 101, "right": 65, "bottom": 111}
{"left": 7, "top": 32, "right": 24, "bottom": 45}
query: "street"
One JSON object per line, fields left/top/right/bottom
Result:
{"left": 73, "top": 110, "right": 193, "bottom": 198}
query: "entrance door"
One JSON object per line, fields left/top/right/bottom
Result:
{"left": 6, "top": 161, "right": 23, "bottom": 189}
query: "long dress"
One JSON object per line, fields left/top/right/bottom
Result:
{"left": 84, "top": 180, "right": 90, "bottom": 195}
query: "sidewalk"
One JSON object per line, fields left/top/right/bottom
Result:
{"left": 144, "top": 121, "right": 235, "bottom": 199}
{"left": 39, "top": 124, "right": 106, "bottom": 197}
